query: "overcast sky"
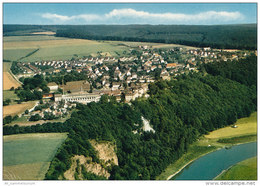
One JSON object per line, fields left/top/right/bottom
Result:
{"left": 3, "top": 3, "right": 257, "bottom": 25}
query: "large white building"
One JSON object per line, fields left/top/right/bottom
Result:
{"left": 55, "top": 92, "right": 101, "bottom": 104}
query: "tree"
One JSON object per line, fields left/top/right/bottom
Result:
{"left": 3, "top": 99, "right": 11, "bottom": 106}
{"left": 29, "top": 114, "right": 42, "bottom": 121}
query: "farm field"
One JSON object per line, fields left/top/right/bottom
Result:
{"left": 3, "top": 101, "right": 36, "bottom": 117}
{"left": 3, "top": 35, "right": 198, "bottom": 62}
{"left": 3, "top": 71, "right": 21, "bottom": 90}
{"left": 215, "top": 156, "right": 257, "bottom": 180}
{"left": 3, "top": 133, "right": 67, "bottom": 180}
{"left": 106, "top": 40, "right": 199, "bottom": 49}
{"left": 4, "top": 48, "right": 39, "bottom": 61}
{"left": 3, "top": 36, "right": 130, "bottom": 62}
{"left": 3, "top": 62, "right": 21, "bottom": 90}
{"left": 3, "top": 62, "right": 12, "bottom": 71}
{"left": 31, "top": 31, "right": 56, "bottom": 35}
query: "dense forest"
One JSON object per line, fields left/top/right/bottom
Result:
{"left": 3, "top": 55, "right": 257, "bottom": 180}
{"left": 54, "top": 24, "right": 257, "bottom": 50}
{"left": 3, "top": 24, "right": 257, "bottom": 50}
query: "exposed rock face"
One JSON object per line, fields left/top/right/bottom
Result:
{"left": 63, "top": 140, "right": 118, "bottom": 180}
{"left": 89, "top": 140, "right": 118, "bottom": 167}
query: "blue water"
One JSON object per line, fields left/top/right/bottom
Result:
{"left": 172, "top": 142, "right": 257, "bottom": 180}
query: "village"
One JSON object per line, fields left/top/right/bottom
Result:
{"left": 11, "top": 45, "right": 253, "bottom": 123}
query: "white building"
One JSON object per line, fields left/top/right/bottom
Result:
{"left": 54, "top": 92, "right": 101, "bottom": 104}
{"left": 47, "top": 82, "right": 59, "bottom": 91}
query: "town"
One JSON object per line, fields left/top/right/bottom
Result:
{"left": 7, "top": 45, "right": 254, "bottom": 123}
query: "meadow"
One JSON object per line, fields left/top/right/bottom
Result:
{"left": 3, "top": 133, "right": 67, "bottom": 180}
{"left": 157, "top": 112, "right": 257, "bottom": 180}
{"left": 215, "top": 156, "right": 257, "bottom": 180}
{"left": 205, "top": 112, "right": 257, "bottom": 139}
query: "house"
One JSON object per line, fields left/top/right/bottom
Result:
{"left": 151, "top": 65, "right": 157, "bottom": 71}
{"left": 42, "top": 93, "right": 54, "bottom": 99}
{"left": 48, "top": 82, "right": 59, "bottom": 91}
{"left": 166, "top": 63, "right": 177, "bottom": 69}
{"left": 203, "top": 47, "right": 211, "bottom": 51}
{"left": 112, "top": 82, "right": 121, "bottom": 91}
{"left": 131, "top": 73, "right": 138, "bottom": 80}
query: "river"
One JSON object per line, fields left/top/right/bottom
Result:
{"left": 171, "top": 142, "right": 257, "bottom": 180}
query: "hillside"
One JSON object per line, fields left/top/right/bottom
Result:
{"left": 3, "top": 24, "right": 257, "bottom": 50}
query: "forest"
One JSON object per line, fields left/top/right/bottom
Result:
{"left": 3, "top": 55, "right": 257, "bottom": 180}
{"left": 3, "top": 24, "right": 257, "bottom": 50}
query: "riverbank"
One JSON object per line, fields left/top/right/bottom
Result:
{"left": 214, "top": 156, "right": 257, "bottom": 180}
{"left": 156, "top": 112, "right": 257, "bottom": 180}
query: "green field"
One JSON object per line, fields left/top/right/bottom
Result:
{"left": 3, "top": 133, "right": 67, "bottom": 180}
{"left": 3, "top": 36, "right": 131, "bottom": 62}
{"left": 3, "top": 90, "right": 19, "bottom": 104}
{"left": 4, "top": 48, "right": 39, "bottom": 61}
{"left": 3, "top": 35, "right": 198, "bottom": 62}
{"left": 157, "top": 112, "right": 257, "bottom": 180}
{"left": 215, "top": 156, "right": 257, "bottom": 180}
{"left": 3, "top": 35, "right": 65, "bottom": 42}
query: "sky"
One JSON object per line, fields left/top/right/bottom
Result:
{"left": 3, "top": 3, "right": 257, "bottom": 25}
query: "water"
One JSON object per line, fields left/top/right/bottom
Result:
{"left": 172, "top": 142, "right": 257, "bottom": 180}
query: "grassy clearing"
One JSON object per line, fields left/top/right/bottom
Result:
{"left": 3, "top": 101, "right": 36, "bottom": 117}
{"left": 157, "top": 112, "right": 257, "bottom": 180}
{"left": 215, "top": 156, "right": 257, "bottom": 180}
{"left": 3, "top": 133, "right": 67, "bottom": 180}
{"left": 205, "top": 112, "right": 257, "bottom": 139}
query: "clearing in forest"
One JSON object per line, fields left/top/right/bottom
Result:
{"left": 205, "top": 112, "right": 257, "bottom": 139}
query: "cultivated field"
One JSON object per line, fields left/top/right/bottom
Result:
{"left": 3, "top": 62, "right": 21, "bottom": 90}
{"left": 3, "top": 72, "right": 21, "bottom": 90}
{"left": 3, "top": 133, "right": 67, "bottom": 180}
{"left": 3, "top": 35, "right": 198, "bottom": 63}
{"left": 3, "top": 101, "right": 36, "bottom": 117}
{"left": 106, "top": 40, "right": 199, "bottom": 49}
{"left": 3, "top": 36, "right": 130, "bottom": 62}
{"left": 215, "top": 156, "right": 257, "bottom": 180}
{"left": 3, "top": 62, "right": 12, "bottom": 72}
{"left": 4, "top": 48, "right": 39, "bottom": 61}
{"left": 31, "top": 31, "right": 56, "bottom": 35}
{"left": 205, "top": 112, "right": 257, "bottom": 139}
